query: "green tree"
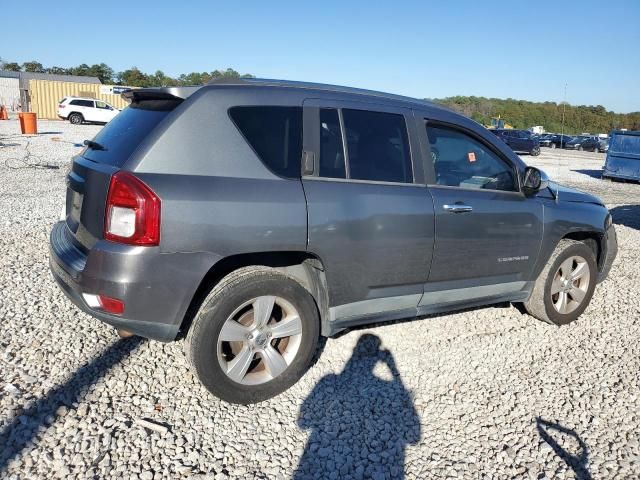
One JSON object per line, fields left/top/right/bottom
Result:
{"left": 47, "top": 66, "right": 70, "bottom": 75}
{"left": 2, "top": 62, "right": 20, "bottom": 71}
{"left": 117, "top": 67, "right": 150, "bottom": 87}
{"left": 22, "top": 61, "right": 45, "bottom": 72}
{"left": 86, "top": 63, "right": 114, "bottom": 83}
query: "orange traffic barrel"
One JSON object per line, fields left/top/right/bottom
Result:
{"left": 18, "top": 112, "right": 37, "bottom": 134}
{"left": 0, "top": 106, "right": 8, "bottom": 120}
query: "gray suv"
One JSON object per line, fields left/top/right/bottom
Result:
{"left": 49, "top": 79, "right": 617, "bottom": 404}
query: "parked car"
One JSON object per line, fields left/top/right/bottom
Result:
{"left": 57, "top": 97, "right": 120, "bottom": 124}
{"left": 598, "top": 139, "right": 609, "bottom": 153}
{"left": 579, "top": 137, "right": 601, "bottom": 152}
{"left": 536, "top": 134, "right": 554, "bottom": 148}
{"left": 49, "top": 79, "right": 617, "bottom": 404}
{"left": 563, "top": 136, "right": 585, "bottom": 150}
{"left": 602, "top": 130, "right": 640, "bottom": 181}
{"left": 548, "top": 134, "right": 573, "bottom": 148}
{"left": 491, "top": 129, "right": 541, "bottom": 155}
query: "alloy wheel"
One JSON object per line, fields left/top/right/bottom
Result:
{"left": 217, "top": 296, "right": 303, "bottom": 385}
{"left": 550, "top": 256, "right": 591, "bottom": 314}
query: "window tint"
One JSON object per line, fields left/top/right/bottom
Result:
{"left": 83, "top": 99, "right": 181, "bottom": 167}
{"left": 96, "top": 101, "right": 109, "bottom": 109}
{"left": 229, "top": 106, "right": 303, "bottom": 178}
{"left": 70, "top": 99, "right": 94, "bottom": 108}
{"left": 426, "top": 125, "right": 517, "bottom": 191}
{"left": 342, "top": 109, "right": 412, "bottom": 183}
{"left": 319, "top": 109, "right": 346, "bottom": 178}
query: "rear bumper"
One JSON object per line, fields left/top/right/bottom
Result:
{"left": 49, "top": 221, "right": 217, "bottom": 341}
{"left": 597, "top": 224, "right": 617, "bottom": 283}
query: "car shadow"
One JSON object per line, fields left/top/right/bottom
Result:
{"left": 536, "top": 417, "right": 591, "bottom": 480}
{"left": 572, "top": 169, "right": 603, "bottom": 180}
{"left": 610, "top": 204, "right": 640, "bottom": 230}
{"left": 0, "top": 337, "right": 144, "bottom": 473}
{"left": 294, "top": 334, "right": 421, "bottom": 479}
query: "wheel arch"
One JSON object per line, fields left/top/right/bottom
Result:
{"left": 178, "top": 251, "right": 330, "bottom": 339}
{"left": 561, "top": 231, "right": 604, "bottom": 271}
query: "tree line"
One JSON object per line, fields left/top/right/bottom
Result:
{"left": 0, "top": 59, "right": 254, "bottom": 87}
{"left": 432, "top": 95, "right": 640, "bottom": 134}
{"left": 2, "top": 59, "right": 637, "bottom": 132}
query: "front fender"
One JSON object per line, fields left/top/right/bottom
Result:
{"left": 531, "top": 199, "right": 609, "bottom": 281}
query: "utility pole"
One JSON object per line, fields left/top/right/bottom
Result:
{"left": 560, "top": 83, "right": 567, "bottom": 147}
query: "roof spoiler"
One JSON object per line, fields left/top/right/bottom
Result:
{"left": 121, "top": 86, "right": 202, "bottom": 103}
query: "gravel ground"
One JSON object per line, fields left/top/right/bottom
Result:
{"left": 1, "top": 120, "right": 639, "bottom": 479}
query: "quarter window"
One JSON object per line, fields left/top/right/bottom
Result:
{"left": 342, "top": 109, "right": 412, "bottom": 183}
{"left": 229, "top": 106, "right": 303, "bottom": 179}
{"left": 319, "top": 109, "right": 346, "bottom": 179}
{"left": 426, "top": 124, "right": 517, "bottom": 191}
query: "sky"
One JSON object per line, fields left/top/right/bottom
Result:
{"left": 1, "top": 0, "right": 639, "bottom": 112}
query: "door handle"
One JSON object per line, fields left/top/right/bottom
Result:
{"left": 443, "top": 204, "right": 473, "bottom": 213}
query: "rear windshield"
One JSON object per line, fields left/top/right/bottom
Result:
{"left": 82, "top": 99, "right": 181, "bottom": 166}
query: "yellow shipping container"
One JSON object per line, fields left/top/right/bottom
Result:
{"left": 29, "top": 79, "right": 133, "bottom": 119}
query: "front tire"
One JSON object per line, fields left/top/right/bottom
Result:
{"left": 186, "top": 266, "right": 320, "bottom": 404}
{"left": 551, "top": 143, "right": 556, "bottom": 149}
{"left": 523, "top": 239, "right": 597, "bottom": 325}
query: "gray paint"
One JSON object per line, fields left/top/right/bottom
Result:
{"left": 49, "top": 79, "right": 617, "bottom": 341}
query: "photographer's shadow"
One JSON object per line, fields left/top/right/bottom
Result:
{"left": 294, "top": 334, "right": 420, "bottom": 479}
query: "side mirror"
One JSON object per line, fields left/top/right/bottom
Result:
{"left": 522, "top": 166, "right": 549, "bottom": 196}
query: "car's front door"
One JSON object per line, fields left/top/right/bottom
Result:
{"left": 420, "top": 120, "right": 543, "bottom": 306}
{"left": 95, "top": 101, "right": 116, "bottom": 122}
{"left": 301, "top": 99, "right": 434, "bottom": 327}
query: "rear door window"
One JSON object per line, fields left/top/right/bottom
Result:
{"left": 341, "top": 109, "right": 412, "bottom": 183}
{"left": 229, "top": 106, "right": 303, "bottom": 178}
{"left": 70, "top": 99, "right": 94, "bottom": 107}
{"left": 82, "top": 99, "right": 181, "bottom": 167}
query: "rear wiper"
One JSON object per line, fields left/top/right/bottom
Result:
{"left": 83, "top": 140, "right": 107, "bottom": 151}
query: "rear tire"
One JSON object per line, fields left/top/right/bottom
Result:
{"left": 523, "top": 239, "right": 597, "bottom": 325}
{"left": 69, "top": 113, "right": 83, "bottom": 125}
{"left": 530, "top": 146, "right": 541, "bottom": 156}
{"left": 578, "top": 145, "right": 583, "bottom": 151}
{"left": 185, "top": 266, "right": 320, "bottom": 404}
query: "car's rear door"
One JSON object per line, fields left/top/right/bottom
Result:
{"left": 82, "top": 100, "right": 98, "bottom": 122}
{"left": 301, "top": 99, "right": 434, "bottom": 326}
{"left": 418, "top": 118, "right": 543, "bottom": 307}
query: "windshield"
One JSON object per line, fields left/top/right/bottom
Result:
{"left": 82, "top": 98, "right": 181, "bottom": 167}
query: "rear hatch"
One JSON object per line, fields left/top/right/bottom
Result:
{"left": 63, "top": 96, "right": 183, "bottom": 252}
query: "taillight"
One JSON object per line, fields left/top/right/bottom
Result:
{"left": 105, "top": 171, "right": 160, "bottom": 246}
{"left": 58, "top": 104, "right": 65, "bottom": 108}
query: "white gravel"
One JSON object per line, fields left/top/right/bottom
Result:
{"left": 1, "top": 120, "right": 639, "bottom": 479}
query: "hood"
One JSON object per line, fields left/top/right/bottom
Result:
{"left": 544, "top": 182, "right": 604, "bottom": 206}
